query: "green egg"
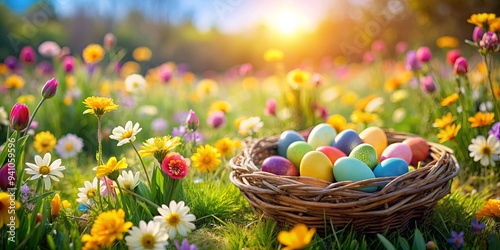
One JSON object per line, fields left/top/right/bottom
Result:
{"left": 349, "top": 143, "right": 378, "bottom": 169}
{"left": 286, "top": 141, "right": 314, "bottom": 167}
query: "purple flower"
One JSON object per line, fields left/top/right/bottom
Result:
{"left": 473, "top": 26, "right": 483, "bottom": 43}
{"left": 420, "top": 76, "right": 437, "bottom": 93}
{"left": 173, "top": 111, "right": 189, "bottom": 124}
{"left": 4, "top": 56, "right": 18, "bottom": 71}
{"left": 207, "top": 111, "right": 226, "bottom": 129}
{"left": 62, "top": 56, "right": 75, "bottom": 73}
{"left": 0, "top": 163, "right": 15, "bottom": 190}
{"left": 471, "top": 218, "right": 485, "bottom": 234}
{"left": 151, "top": 118, "right": 169, "bottom": 133}
{"left": 489, "top": 122, "right": 500, "bottom": 140}
{"left": 406, "top": 50, "right": 421, "bottom": 71}
{"left": 447, "top": 231, "right": 464, "bottom": 249}
{"left": 41, "top": 78, "right": 58, "bottom": 99}
{"left": 172, "top": 126, "right": 204, "bottom": 143}
{"left": 416, "top": 46, "right": 432, "bottom": 62}
{"left": 36, "top": 61, "right": 54, "bottom": 75}
{"left": 480, "top": 31, "right": 500, "bottom": 53}
{"left": 175, "top": 238, "right": 198, "bottom": 250}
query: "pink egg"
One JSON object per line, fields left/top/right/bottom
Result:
{"left": 380, "top": 143, "right": 413, "bottom": 164}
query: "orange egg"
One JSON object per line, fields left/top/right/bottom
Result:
{"left": 359, "top": 126, "right": 387, "bottom": 161}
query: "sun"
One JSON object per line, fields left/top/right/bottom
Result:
{"left": 270, "top": 10, "right": 304, "bottom": 35}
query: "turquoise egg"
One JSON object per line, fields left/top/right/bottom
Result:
{"left": 373, "top": 158, "right": 409, "bottom": 178}
{"left": 349, "top": 143, "right": 378, "bottom": 169}
{"left": 307, "top": 123, "right": 337, "bottom": 149}
{"left": 333, "top": 157, "right": 377, "bottom": 192}
{"left": 277, "top": 130, "right": 305, "bottom": 157}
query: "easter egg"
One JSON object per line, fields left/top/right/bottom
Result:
{"left": 380, "top": 143, "right": 413, "bottom": 165}
{"left": 402, "top": 137, "right": 429, "bottom": 167}
{"left": 359, "top": 126, "right": 387, "bottom": 160}
{"left": 286, "top": 141, "right": 314, "bottom": 167}
{"left": 349, "top": 143, "right": 378, "bottom": 169}
{"left": 300, "top": 151, "right": 334, "bottom": 182}
{"left": 332, "top": 129, "right": 363, "bottom": 155}
{"left": 333, "top": 157, "right": 377, "bottom": 192}
{"left": 261, "top": 156, "right": 299, "bottom": 176}
{"left": 373, "top": 158, "right": 409, "bottom": 178}
{"left": 277, "top": 130, "right": 305, "bottom": 157}
{"left": 307, "top": 123, "right": 337, "bottom": 149}
{"left": 316, "top": 146, "right": 346, "bottom": 165}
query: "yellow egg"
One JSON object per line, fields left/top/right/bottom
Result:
{"left": 359, "top": 126, "right": 387, "bottom": 161}
{"left": 300, "top": 151, "right": 334, "bottom": 182}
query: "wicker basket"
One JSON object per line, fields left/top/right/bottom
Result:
{"left": 229, "top": 129, "right": 460, "bottom": 234}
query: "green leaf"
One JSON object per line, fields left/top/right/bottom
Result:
{"left": 412, "top": 229, "right": 426, "bottom": 250}
{"left": 46, "top": 234, "right": 56, "bottom": 250}
{"left": 25, "top": 191, "right": 57, "bottom": 204}
{"left": 377, "top": 233, "right": 396, "bottom": 250}
{"left": 489, "top": 233, "right": 500, "bottom": 250}
{"left": 0, "top": 131, "right": 17, "bottom": 166}
{"left": 398, "top": 236, "right": 410, "bottom": 250}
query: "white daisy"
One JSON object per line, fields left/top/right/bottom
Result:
{"left": 153, "top": 200, "right": 196, "bottom": 238}
{"left": 125, "top": 220, "right": 169, "bottom": 250}
{"left": 238, "top": 116, "right": 264, "bottom": 136}
{"left": 125, "top": 74, "right": 147, "bottom": 93}
{"left": 0, "top": 106, "right": 9, "bottom": 126}
{"left": 109, "top": 121, "right": 142, "bottom": 146}
{"left": 55, "top": 133, "right": 84, "bottom": 159}
{"left": 468, "top": 134, "right": 500, "bottom": 167}
{"left": 25, "top": 153, "right": 65, "bottom": 190}
{"left": 117, "top": 170, "right": 140, "bottom": 191}
{"left": 76, "top": 177, "right": 106, "bottom": 205}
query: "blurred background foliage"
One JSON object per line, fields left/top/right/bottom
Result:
{"left": 0, "top": 0, "right": 499, "bottom": 74}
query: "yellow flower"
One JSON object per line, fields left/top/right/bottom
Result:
{"left": 436, "top": 124, "right": 461, "bottom": 143}
{"left": 0, "top": 192, "right": 20, "bottom": 229}
{"left": 263, "top": 48, "right": 284, "bottom": 62}
{"left": 196, "top": 79, "right": 218, "bottom": 97}
{"left": 242, "top": 76, "right": 259, "bottom": 90}
{"left": 490, "top": 18, "right": 500, "bottom": 32}
{"left": 214, "top": 137, "right": 235, "bottom": 158}
{"left": 341, "top": 91, "right": 358, "bottom": 106}
{"left": 287, "top": 69, "right": 311, "bottom": 90}
{"left": 96, "top": 157, "right": 128, "bottom": 179}
{"left": 277, "top": 223, "right": 316, "bottom": 250}
{"left": 326, "top": 114, "right": 356, "bottom": 132}
{"left": 384, "top": 77, "right": 403, "bottom": 92}
{"left": 4, "top": 75, "right": 25, "bottom": 89}
{"left": 62, "top": 200, "right": 72, "bottom": 209}
{"left": 469, "top": 112, "right": 495, "bottom": 128}
{"left": 82, "top": 44, "right": 105, "bottom": 64}
{"left": 34, "top": 131, "right": 57, "bottom": 154}
{"left": 81, "top": 209, "right": 132, "bottom": 248}
{"left": 17, "top": 94, "right": 35, "bottom": 104}
{"left": 440, "top": 93, "right": 459, "bottom": 107}
{"left": 436, "top": 36, "right": 459, "bottom": 49}
{"left": 390, "top": 89, "right": 409, "bottom": 103}
{"left": 139, "top": 136, "right": 181, "bottom": 161}
{"left": 51, "top": 193, "right": 61, "bottom": 217}
{"left": 82, "top": 96, "right": 119, "bottom": 118}
{"left": 467, "top": 13, "right": 497, "bottom": 28}
{"left": 191, "top": 145, "right": 221, "bottom": 173}
{"left": 433, "top": 112, "right": 455, "bottom": 129}
{"left": 0, "top": 63, "right": 8, "bottom": 75}
{"left": 120, "top": 61, "right": 141, "bottom": 78}
{"left": 132, "top": 47, "right": 152, "bottom": 61}
{"left": 476, "top": 199, "right": 500, "bottom": 220}
{"left": 209, "top": 100, "right": 232, "bottom": 114}
{"left": 350, "top": 110, "right": 378, "bottom": 124}
{"left": 355, "top": 94, "right": 377, "bottom": 111}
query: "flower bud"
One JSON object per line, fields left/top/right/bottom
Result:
{"left": 10, "top": 103, "right": 30, "bottom": 131}
{"left": 41, "top": 78, "right": 58, "bottom": 99}
{"left": 264, "top": 98, "right": 277, "bottom": 116}
{"left": 103, "top": 33, "right": 117, "bottom": 50}
{"left": 207, "top": 111, "right": 226, "bottom": 129}
{"left": 473, "top": 26, "right": 483, "bottom": 43}
{"left": 480, "top": 31, "right": 500, "bottom": 53}
{"left": 51, "top": 193, "right": 61, "bottom": 217}
{"left": 62, "top": 56, "right": 75, "bottom": 73}
{"left": 4, "top": 56, "right": 18, "bottom": 71}
{"left": 416, "top": 46, "right": 432, "bottom": 62}
{"left": 446, "top": 49, "right": 461, "bottom": 65}
{"left": 453, "top": 57, "right": 468, "bottom": 75}
{"left": 0, "top": 164, "right": 16, "bottom": 190}
{"left": 19, "top": 46, "right": 37, "bottom": 64}
{"left": 186, "top": 109, "right": 200, "bottom": 132}
{"left": 405, "top": 50, "right": 421, "bottom": 71}
{"left": 420, "top": 76, "right": 436, "bottom": 93}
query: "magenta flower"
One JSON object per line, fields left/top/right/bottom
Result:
{"left": 162, "top": 153, "right": 189, "bottom": 179}
{"left": 62, "top": 56, "right": 75, "bottom": 73}
{"left": 447, "top": 231, "right": 464, "bottom": 249}
{"left": 416, "top": 46, "right": 432, "bottom": 62}
{"left": 186, "top": 109, "right": 200, "bottom": 132}
{"left": 446, "top": 49, "right": 461, "bottom": 65}
{"left": 239, "top": 63, "right": 252, "bottom": 76}
{"left": 362, "top": 51, "right": 374, "bottom": 63}
{"left": 405, "top": 50, "right": 421, "bottom": 71}
{"left": 420, "top": 76, "right": 436, "bottom": 93}
{"left": 20, "top": 46, "right": 37, "bottom": 64}
{"left": 10, "top": 103, "right": 30, "bottom": 131}
{"left": 4, "top": 56, "right": 18, "bottom": 71}
{"left": 41, "top": 78, "right": 58, "bottom": 99}
{"left": 395, "top": 41, "right": 408, "bottom": 54}
{"left": 453, "top": 57, "right": 468, "bottom": 75}
{"left": 473, "top": 26, "right": 483, "bottom": 43}
{"left": 0, "top": 163, "right": 16, "bottom": 190}
{"left": 371, "top": 39, "right": 386, "bottom": 53}
{"left": 264, "top": 98, "right": 277, "bottom": 116}
{"left": 480, "top": 31, "right": 500, "bottom": 53}
{"left": 207, "top": 111, "right": 226, "bottom": 129}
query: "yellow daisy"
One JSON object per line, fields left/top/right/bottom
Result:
{"left": 350, "top": 110, "right": 378, "bottom": 124}
{"left": 436, "top": 124, "right": 461, "bottom": 143}
{"left": 209, "top": 100, "right": 232, "bottom": 114}
{"left": 81, "top": 209, "right": 132, "bottom": 248}
{"left": 82, "top": 44, "right": 105, "bottom": 64}
{"left": 138, "top": 136, "right": 181, "bottom": 161}
{"left": 96, "top": 157, "right": 128, "bottom": 179}
{"left": 82, "top": 96, "right": 119, "bottom": 118}
{"left": 440, "top": 93, "right": 459, "bottom": 107}
{"left": 34, "top": 131, "right": 57, "bottom": 154}
{"left": 326, "top": 114, "right": 357, "bottom": 132}
{"left": 4, "top": 75, "right": 25, "bottom": 89}
{"left": 214, "top": 137, "right": 235, "bottom": 158}
{"left": 432, "top": 112, "right": 455, "bottom": 129}
{"left": 190, "top": 145, "right": 221, "bottom": 173}
{"left": 287, "top": 69, "right": 311, "bottom": 90}
{"left": 468, "top": 112, "right": 495, "bottom": 128}
{"left": 467, "top": 13, "right": 497, "bottom": 29}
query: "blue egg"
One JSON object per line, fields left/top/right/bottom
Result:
{"left": 277, "top": 130, "right": 305, "bottom": 157}
{"left": 373, "top": 158, "right": 409, "bottom": 178}
{"left": 331, "top": 129, "right": 363, "bottom": 155}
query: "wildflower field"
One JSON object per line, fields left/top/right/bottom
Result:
{"left": 1, "top": 2, "right": 500, "bottom": 250}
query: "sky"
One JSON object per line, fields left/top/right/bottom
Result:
{"left": 3, "top": 0, "right": 335, "bottom": 33}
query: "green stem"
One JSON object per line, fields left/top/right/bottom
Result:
{"left": 97, "top": 117, "right": 103, "bottom": 165}
{"left": 23, "top": 98, "right": 45, "bottom": 137}
{"left": 131, "top": 143, "right": 151, "bottom": 188}
{"left": 483, "top": 54, "right": 500, "bottom": 117}
{"left": 122, "top": 189, "right": 159, "bottom": 209}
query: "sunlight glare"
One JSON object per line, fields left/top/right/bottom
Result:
{"left": 270, "top": 10, "right": 305, "bottom": 35}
